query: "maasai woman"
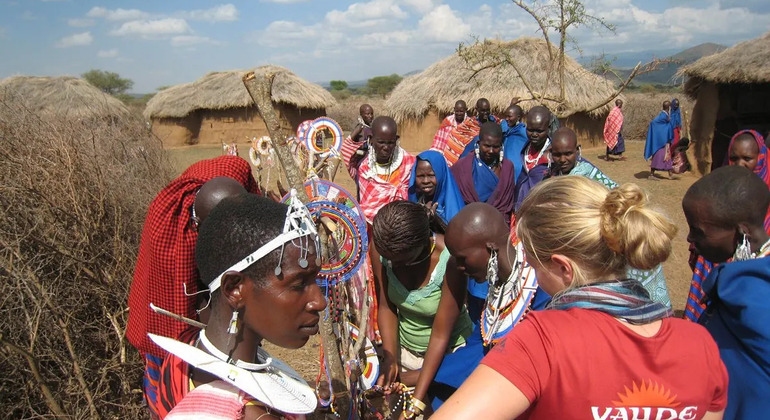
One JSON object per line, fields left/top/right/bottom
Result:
{"left": 683, "top": 165, "right": 770, "bottom": 420}
{"left": 408, "top": 150, "right": 465, "bottom": 232}
{"left": 434, "top": 176, "right": 728, "bottom": 420}
{"left": 451, "top": 122, "right": 516, "bottom": 223}
{"left": 155, "top": 194, "right": 325, "bottom": 419}
{"left": 685, "top": 129, "right": 770, "bottom": 321}
{"left": 671, "top": 98, "right": 682, "bottom": 148}
{"left": 644, "top": 101, "right": 674, "bottom": 180}
{"left": 372, "top": 201, "right": 474, "bottom": 416}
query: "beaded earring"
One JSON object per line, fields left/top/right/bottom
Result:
{"left": 486, "top": 249, "right": 499, "bottom": 286}
{"left": 227, "top": 310, "right": 239, "bottom": 335}
{"left": 734, "top": 233, "right": 752, "bottom": 261}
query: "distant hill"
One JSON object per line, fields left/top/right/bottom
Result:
{"left": 589, "top": 42, "right": 727, "bottom": 85}
{"left": 320, "top": 69, "right": 422, "bottom": 90}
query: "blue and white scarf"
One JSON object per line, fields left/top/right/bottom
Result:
{"left": 547, "top": 279, "right": 672, "bottom": 324}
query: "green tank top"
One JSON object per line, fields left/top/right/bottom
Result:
{"left": 384, "top": 247, "right": 473, "bottom": 353}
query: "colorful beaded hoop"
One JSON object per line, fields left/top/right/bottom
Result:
{"left": 304, "top": 117, "right": 343, "bottom": 158}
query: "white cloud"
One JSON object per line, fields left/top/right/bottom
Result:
{"left": 253, "top": 20, "right": 320, "bottom": 46}
{"left": 326, "top": 0, "right": 408, "bottom": 28}
{"left": 171, "top": 35, "right": 222, "bottom": 47}
{"left": 181, "top": 4, "right": 238, "bottom": 21}
{"left": 417, "top": 5, "right": 470, "bottom": 42}
{"left": 87, "top": 7, "right": 150, "bottom": 21}
{"left": 97, "top": 49, "right": 119, "bottom": 58}
{"left": 55, "top": 31, "right": 93, "bottom": 48}
{"left": 110, "top": 18, "right": 191, "bottom": 37}
{"left": 68, "top": 18, "right": 95, "bottom": 27}
{"left": 399, "top": 0, "right": 440, "bottom": 14}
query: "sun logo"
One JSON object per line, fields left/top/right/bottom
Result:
{"left": 613, "top": 380, "right": 680, "bottom": 408}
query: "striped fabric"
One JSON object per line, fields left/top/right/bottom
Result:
{"left": 684, "top": 256, "right": 713, "bottom": 322}
{"left": 443, "top": 118, "right": 480, "bottom": 167}
{"left": 431, "top": 115, "right": 460, "bottom": 152}
{"left": 143, "top": 353, "right": 164, "bottom": 418}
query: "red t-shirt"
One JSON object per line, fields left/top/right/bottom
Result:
{"left": 482, "top": 309, "right": 728, "bottom": 420}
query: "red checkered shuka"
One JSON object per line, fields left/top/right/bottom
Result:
{"left": 357, "top": 149, "right": 416, "bottom": 224}
{"left": 431, "top": 115, "right": 460, "bottom": 153}
{"left": 603, "top": 106, "right": 623, "bottom": 150}
{"left": 443, "top": 118, "right": 481, "bottom": 167}
{"left": 126, "top": 156, "right": 259, "bottom": 358}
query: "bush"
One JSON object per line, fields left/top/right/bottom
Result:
{"left": 0, "top": 92, "right": 172, "bottom": 418}
{"left": 326, "top": 94, "right": 387, "bottom": 133}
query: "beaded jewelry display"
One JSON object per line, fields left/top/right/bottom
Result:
{"left": 304, "top": 117, "right": 343, "bottom": 158}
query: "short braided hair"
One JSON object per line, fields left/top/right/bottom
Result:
{"left": 372, "top": 201, "right": 430, "bottom": 258}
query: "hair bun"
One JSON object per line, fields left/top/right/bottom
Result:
{"left": 599, "top": 184, "right": 646, "bottom": 255}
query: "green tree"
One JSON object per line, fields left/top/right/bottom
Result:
{"left": 366, "top": 74, "right": 402, "bottom": 98}
{"left": 81, "top": 69, "right": 134, "bottom": 96}
{"left": 329, "top": 80, "right": 348, "bottom": 91}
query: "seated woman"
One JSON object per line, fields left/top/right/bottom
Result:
{"left": 685, "top": 129, "right": 770, "bottom": 321}
{"left": 155, "top": 193, "right": 326, "bottom": 419}
{"left": 451, "top": 122, "right": 516, "bottom": 223}
{"left": 672, "top": 137, "right": 692, "bottom": 174}
{"left": 408, "top": 150, "right": 465, "bottom": 232}
{"left": 683, "top": 165, "right": 770, "bottom": 419}
{"left": 434, "top": 176, "right": 728, "bottom": 420}
{"left": 371, "top": 201, "right": 474, "bottom": 415}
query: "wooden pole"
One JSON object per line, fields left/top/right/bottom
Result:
{"left": 242, "top": 71, "right": 352, "bottom": 418}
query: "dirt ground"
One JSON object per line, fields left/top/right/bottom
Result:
{"left": 166, "top": 138, "right": 697, "bottom": 387}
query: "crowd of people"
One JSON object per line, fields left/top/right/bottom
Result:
{"left": 124, "top": 99, "right": 769, "bottom": 420}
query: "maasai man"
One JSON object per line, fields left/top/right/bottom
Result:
{"left": 514, "top": 105, "right": 552, "bottom": 212}
{"left": 460, "top": 105, "right": 527, "bottom": 183}
{"left": 451, "top": 122, "right": 516, "bottom": 223}
{"left": 685, "top": 129, "right": 770, "bottom": 322}
{"left": 432, "top": 100, "right": 467, "bottom": 152}
{"left": 683, "top": 165, "right": 770, "bottom": 420}
{"left": 501, "top": 105, "right": 528, "bottom": 183}
{"left": 408, "top": 150, "right": 465, "bottom": 231}
{"left": 156, "top": 194, "right": 325, "bottom": 419}
{"left": 547, "top": 127, "right": 672, "bottom": 307}
{"left": 603, "top": 99, "right": 626, "bottom": 161}
{"left": 341, "top": 115, "right": 415, "bottom": 224}
{"left": 671, "top": 98, "right": 682, "bottom": 148}
{"left": 644, "top": 100, "right": 674, "bottom": 180}
{"left": 126, "top": 156, "right": 259, "bottom": 417}
{"left": 443, "top": 98, "right": 497, "bottom": 166}
{"left": 341, "top": 104, "right": 375, "bottom": 187}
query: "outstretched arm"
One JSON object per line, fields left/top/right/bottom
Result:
{"left": 371, "top": 247, "right": 400, "bottom": 392}
{"left": 410, "top": 256, "right": 466, "bottom": 412}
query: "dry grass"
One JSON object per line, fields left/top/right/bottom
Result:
{"left": 0, "top": 75, "right": 130, "bottom": 119}
{"left": 0, "top": 92, "right": 172, "bottom": 418}
{"left": 679, "top": 31, "right": 770, "bottom": 86}
{"left": 622, "top": 92, "right": 693, "bottom": 140}
{"left": 144, "top": 65, "right": 337, "bottom": 119}
{"left": 327, "top": 95, "right": 387, "bottom": 132}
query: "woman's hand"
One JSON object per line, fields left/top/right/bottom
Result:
{"left": 376, "top": 353, "right": 400, "bottom": 394}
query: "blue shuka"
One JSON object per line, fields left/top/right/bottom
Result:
{"left": 644, "top": 111, "right": 674, "bottom": 161}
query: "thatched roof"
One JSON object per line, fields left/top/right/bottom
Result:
{"left": 385, "top": 37, "right": 619, "bottom": 122}
{"left": 678, "top": 31, "right": 770, "bottom": 85}
{"left": 0, "top": 75, "right": 129, "bottom": 119}
{"left": 144, "top": 65, "right": 337, "bottom": 119}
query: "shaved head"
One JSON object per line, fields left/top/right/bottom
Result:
{"left": 359, "top": 103, "right": 374, "bottom": 125}
{"left": 445, "top": 203, "right": 510, "bottom": 280}
{"left": 526, "top": 106, "right": 551, "bottom": 150}
{"left": 551, "top": 127, "right": 577, "bottom": 149}
{"left": 662, "top": 100, "right": 671, "bottom": 111}
{"left": 194, "top": 176, "right": 249, "bottom": 224}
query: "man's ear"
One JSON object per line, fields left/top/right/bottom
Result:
{"left": 549, "top": 254, "right": 574, "bottom": 289}
{"left": 221, "top": 271, "right": 246, "bottom": 309}
{"left": 485, "top": 241, "right": 499, "bottom": 254}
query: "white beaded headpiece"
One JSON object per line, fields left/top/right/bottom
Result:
{"left": 208, "top": 189, "right": 318, "bottom": 293}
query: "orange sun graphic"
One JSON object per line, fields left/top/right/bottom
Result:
{"left": 613, "top": 380, "right": 680, "bottom": 407}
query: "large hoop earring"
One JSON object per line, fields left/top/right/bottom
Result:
{"left": 734, "top": 233, "right": 752, "bottom": 261}
{"left": 486, "top": 249, "right": 499, "bottom": 286}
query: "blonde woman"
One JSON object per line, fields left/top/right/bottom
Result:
{"left": 433, "top": 176, "right": 728, "bottom": 420}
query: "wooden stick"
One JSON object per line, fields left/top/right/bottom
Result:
{"left": 242, "top": 71, "right": 351, "bottom": 419}
{"left": 151, "top": 303, "right": 207, "bottom": 329}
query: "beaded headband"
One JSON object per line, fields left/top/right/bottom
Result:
{"left": 208, "top": 189, "right": 319, "bottom": 293}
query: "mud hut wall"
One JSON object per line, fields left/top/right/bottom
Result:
{"left": 197, "top": 107, "right": 267, "bottom": 145}
{"left": 398, "top": 109, "right": 442, "bottom": 154}
{"left": 689, "top": 82, "right": 720, "bottom": 175}
{"left": 279, "top": 105, "right": 326, "bottom": 132}
{"left": 561, "top": 113, "right": 604, "bottom": 146}
{"left": 151, "top": 114, "right": 201, "bottom": 147}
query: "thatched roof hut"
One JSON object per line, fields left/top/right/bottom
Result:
{"left": 144, "top": 65, "right": 337, "bottom": 147}
{"left": 0, "top": 75, "right": 129, "bottom": 119}
{"left": 678, "top": 31, "right": 770, "bottom": 175}
{"left": 385, "top": 37, "right": 620, "bottom": 151}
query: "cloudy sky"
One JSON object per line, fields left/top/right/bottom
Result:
{"left": 1, "top": 0, "right": 768, "bottom": 93}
